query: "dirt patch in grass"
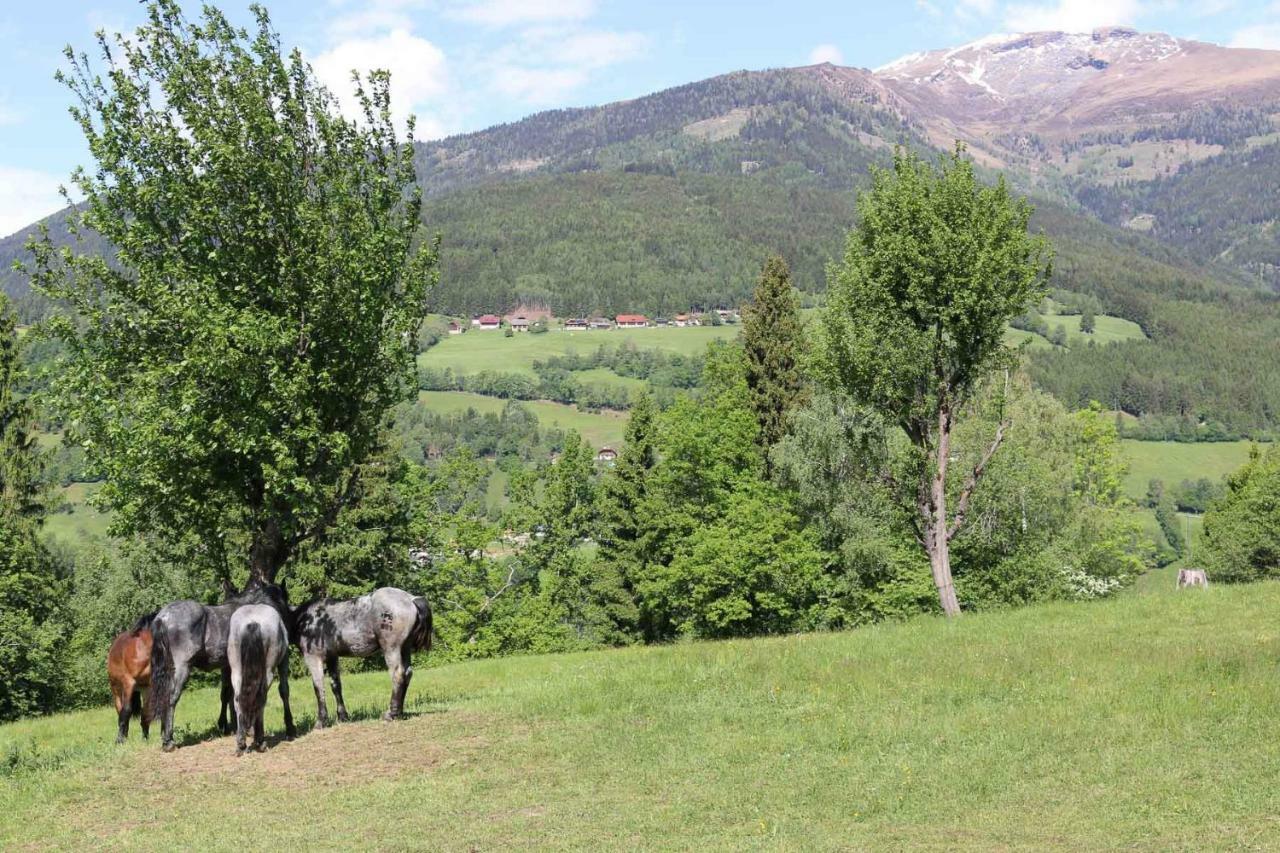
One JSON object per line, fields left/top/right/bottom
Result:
{"left": 130, "top": 711, "right": 491, "bottom": 791}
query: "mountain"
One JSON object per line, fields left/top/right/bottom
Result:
{"left": 876, "top": 28, "right": 1280, "bottom": 146}
{"left": 4, "top": 30, "right": 1280, "bottom": 434}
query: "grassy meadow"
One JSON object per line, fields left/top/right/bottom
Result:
{"left": 420, "top": 324, "right": 739, "bottom": 379}
{"left": 1120, "top": 439, "right": 1260, "bottom": 502}
{"left": 5, "top": 581, "right": 1280, "bottom": 849}
{"left": 417, "top": 390, "right": 627, "bottom": 448}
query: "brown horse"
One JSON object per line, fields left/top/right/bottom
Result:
{"left": 107, "top": 613, "right": 155, "bottom": 743}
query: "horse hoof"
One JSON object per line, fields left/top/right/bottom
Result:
{"left": 382, "top": 711, "right": 398, "bottom": 722}
{"left": 161, "top": 742, "right": 176, "bottom": 753}
{"left": 115, "top": 736, "right": 125, "bottom": 745}
{"left": 337, "top": 713, "right": 350, "bottom": 723}
{"left": 254, "top": 743, "right": 266, "bottom": 753}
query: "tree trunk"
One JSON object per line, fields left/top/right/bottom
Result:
{"left": 248, "top": 518, "right": 288, "bottom": 585}
{"left": 926, "top": 407, "right": 962, "bottom": 617}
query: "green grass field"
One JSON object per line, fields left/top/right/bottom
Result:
{"left": 417, "top": 390, "right": 627, "bottom": 448}
{"left": 41, "top": 482, "right": 113, "bottom": 547}
{"left": 5, "top": 581, "right": 1280, "bottom": 849}
{"left": 1120, "top": 439, "right": 1260, "bottom": 501}
{"left": 421, "top": 325, "right": 739, "bottom": 379}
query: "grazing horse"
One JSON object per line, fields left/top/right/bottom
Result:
{"left": 1177, "top": 568, "right": 1210, "bottom": 589}
{"left": 294, "top": 587, "right": 432, "bottom": 727}
{"left": 107, "top": 613, "right": 156, "bottom": 743}
{"left": 227, "top": 604, "right": 291, "bottom": 755}
{"left": 148, "top": 581, "right": 296, "bottom": 752}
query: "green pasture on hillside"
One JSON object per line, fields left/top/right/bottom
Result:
{"left": 5, "top": 581, "right": 1280, "bottom": 849}
{"left": 1120, "top": 439, "right": 1259, "bottom": 501}
{"left": 417, "top": 390, "right": 627, "bottom": 449}
{"left": 420, "top": 325, "right": 739, "bottom": 379}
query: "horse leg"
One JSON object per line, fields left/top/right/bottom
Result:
{"left": 254, "top": 708, "right": 266, "bottom": 752}
{"left": 139, "top": 685, "right": 150, "bottom": 740}
{"left": 382, "top": 645, "right": 408, "bottom": 721}
{"left": 234, "top": 666, "right": 248, "bottom": 755}
{"left": 113, "top": 677, "right": 131, "bottom": 744}
{"left": 219, "top": 665, "right": 235, "bottom": 735}
{"left": 162, "top": 661, "right": 191, "bottom": 753}
{"left": 327, "top": 657, "right": 350, "bottom": 723}
{"left": 278, "top": 654, "right": 296, "bottom": 740}
{"left": 397, "top": 641, "right": 415, "bottom": 717}
{"left": 304, "top": 653, "right": 330, "bottom": 729}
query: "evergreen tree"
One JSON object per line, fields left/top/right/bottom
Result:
{"left": 0, "top": 297, "right": 64, "bottom": 721}
{"left": 742, "top": 254, "right": 809, "bottom": 457}
{"left": 597, "top": 392, "right": 658, "bottom": 569}
{"left": 1080, "top": 309, "right": 1096, "bottom": 334}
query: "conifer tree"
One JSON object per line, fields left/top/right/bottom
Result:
{"left": 0, "top": 297, "right": 63, "bottom": 721}
{"left": 742, "top": 255, "right": 808, "bottom": 456}
{"left": 597, "top": 392, "right": 658, "bottom": 570}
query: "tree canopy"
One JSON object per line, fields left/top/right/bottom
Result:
{"left": 31, "top": 0, "right": 437, "bottom": 585}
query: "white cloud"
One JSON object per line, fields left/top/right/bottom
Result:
{"left": 808, "top": 43, "right": 845, "bottom": 64}
{"left": 447, "top": 0, "right": 596, "bottom": 27}
{"left": 311, "top": 29, "right": 450, "bottom": 136}
{"left": 960, "top": 0, "right": 997, "bottom": 14}
{"left": 487, "top": 26, "right": 652, "bottom": 105}
{"left": 0, "top": 167, "right": 66, "bottom": 239}
{"left": 1004, "top": 0, "right": 1144, "bottom": 32}
{"left": 1229, "top": 22, "right": 1280, "bottom": 48}
{"left": 325, "top": 0, "right": 427, "bottom": 39}
{"left": 491, "top": 66, "right": 590, "bottom": 104}
{"left": 555, "top": 30, "right": 650, "bottom": 68}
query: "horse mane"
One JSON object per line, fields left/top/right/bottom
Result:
{"left": 130, "top": 611, "right": 158, "bottom": 633}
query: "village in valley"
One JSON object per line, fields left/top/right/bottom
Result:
{"left": 447, "top": 307, "right": 740, "bottom": 335}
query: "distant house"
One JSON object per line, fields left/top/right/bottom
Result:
{"left": 564, "top": 318, "right": 589, "bottom": 331}
{"left": 590, "top": 317, "right": 614, "bottom": 330}
{"left": 654, "top": 317, "right": 669, "bottom": 327}
{"left": 510, "top": 316, "right": 531, "bottom": 332}
{"left": 477, "top": 314, "right": 501, "bottom": 330}
{"left": 596, "top": 447, "right": 619, "bottom": 464}
{"left": 674, "top": 313, "right": 689, "bottom": 327}
{"left": 505, "top": 306, "right": 552, "bottom": 325}
{"left": 447, "top": 321, "right": 463, "bottom": 335}
{"left": 470, "top": 315, "right": 482, "bottom": 327}
{"left": 616, "top": 314, "right": 649, "bottom": 328}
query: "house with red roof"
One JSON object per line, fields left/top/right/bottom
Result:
{"left": 615, "top": 314, "right": 649, "bottom": 328}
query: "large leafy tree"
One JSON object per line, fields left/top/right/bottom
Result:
{"left": 816, "top": 147, "right": 1051, "bottom": 616}
{"left": 32, "top": 1, "right": 437, "bottom": 585}
{"left": 742, "top": 254, "right": 808, "bottom": 457}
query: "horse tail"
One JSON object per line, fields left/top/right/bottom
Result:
{"left": 239, "top": 623, "right": 268, "bottom": 720}
{"left": 130, "top": 685, "right": 143, "bottom": 719}
{"left": 130, "top": 611, "right": 158, "bottom": 634}
{"left": 411, "top": 596, "right": 433, "bottom": 654}
{"left": 147, "top": 618, "right": 172, "bottom": 724}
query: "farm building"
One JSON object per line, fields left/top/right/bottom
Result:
{"left": 564, "top": 318, "right": 589, "bottom": 331}
{"left": 616, "top": 314, "right": 649, "bottom": 328}
{"left": 596, "top": 447, "right": 619, "bottom": 464}
{"left": 447, "top": 321, "right": 463, "bottom": 335}
{"left": 510, "top": 316, "right": 531, "bottom": 332}
{"left": 590, "top": 317, "right": 614, "bottom": 329}
{"left": 477, "top": 314, "right": 501, "bottom": 330}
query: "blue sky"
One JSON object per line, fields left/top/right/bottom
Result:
{"left": 1, "top": 0, "right": 1277, "bottom": 235}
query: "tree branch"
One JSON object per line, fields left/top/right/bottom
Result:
{"left": 947, "top": 419, "right": 1008, "bottom": 542}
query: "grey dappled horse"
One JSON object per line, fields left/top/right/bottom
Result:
{"left": 293, "top": 587, "right": 432, "bottom": 726}
{"left": 227, "top": 604, "right": 291, "bottom": 754}
{"left": 1177, "top": 568, "right": 1210, "bottom": 588}
{"left": 148, "top": 581, "right": 296, "bottom": 751}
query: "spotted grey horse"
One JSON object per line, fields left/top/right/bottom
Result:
{"left": 148, "top": 581, "right": 296, "bottom": 751}
{"left": 293, "top": 587, "right": 432, "bottom": 726}
{"left": 227, "top": 604, "right": 291, "bottom": 754}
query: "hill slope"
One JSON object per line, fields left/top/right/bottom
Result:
{"left": 4, "top": 581, "right": 1280, "bottom": 848}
